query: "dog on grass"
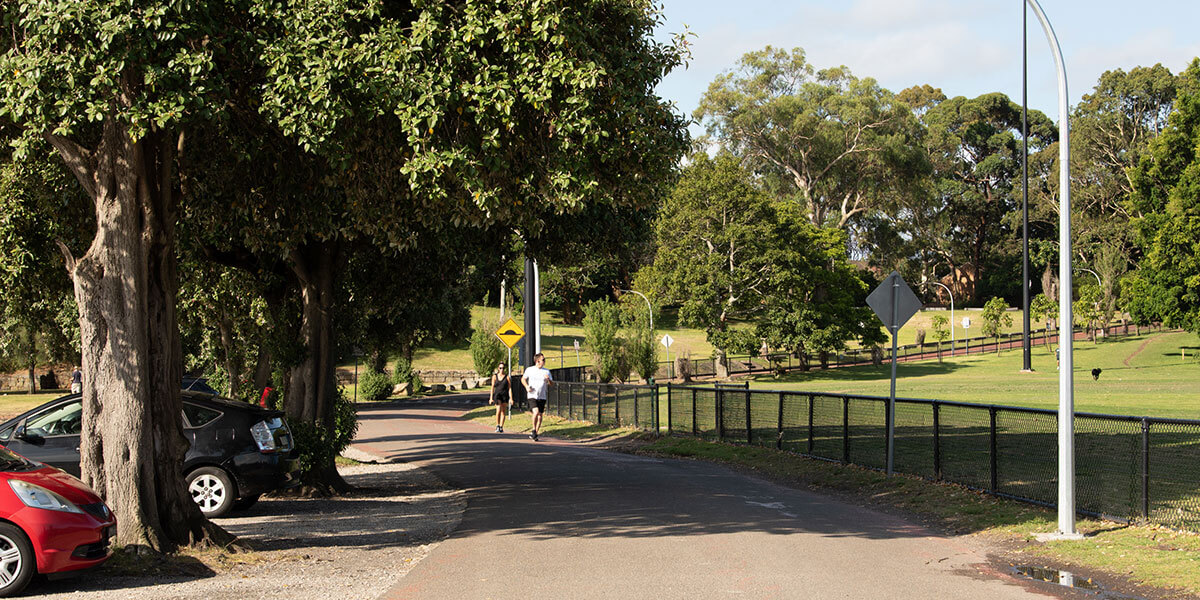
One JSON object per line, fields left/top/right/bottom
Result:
{"left": 1091, "top": 368, "right": 1102, "bottom": 381}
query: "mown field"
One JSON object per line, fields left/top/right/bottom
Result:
{"left": 749, "top": 331, "right": 1200, "bottom": 419}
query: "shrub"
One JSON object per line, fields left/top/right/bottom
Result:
{"left": 470, "top": 319, "right": 506, "bottom": 378}
{"left": 627, "top": 327, "right": 658, "bottom": 382}
{"left": 290, "top": 387, "right": 359, "bottom": 486}
{"left": 358, "top": 368, "right": 392, "bottom": 401}
{"left": 392, "top": 357, "right": 414, "bottom": 386}
{"left": 583, "top": 300, "right": 622, "bottom": 382}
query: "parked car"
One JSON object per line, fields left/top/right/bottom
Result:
{"left": 0, "top": 445, "right": 115, "bottom": 597}
{"left": 0, "top": 390, "right": 300, "bottom": 518}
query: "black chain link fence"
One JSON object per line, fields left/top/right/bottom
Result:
{"left": 545, "top": 372, "right": 1200, "bottom": 531}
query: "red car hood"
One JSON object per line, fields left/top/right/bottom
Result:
{"left": 5, "top": 466, "right": 105, "bottom": 506}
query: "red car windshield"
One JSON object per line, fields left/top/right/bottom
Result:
{"left": 0, "top": 446, "right": 35, "bottom": 471}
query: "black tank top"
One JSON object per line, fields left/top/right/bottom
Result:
{"left": 492, "top": 375, "right": 510, "bottom": 400}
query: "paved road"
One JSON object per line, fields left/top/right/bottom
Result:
{"left": 354, "top": 398, "right": 1069, "bottom": 599}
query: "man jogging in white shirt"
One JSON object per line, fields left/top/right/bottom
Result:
{"left": 521, "top": 353, "right": 553, "bottom": 441}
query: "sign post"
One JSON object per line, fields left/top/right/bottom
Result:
{"left": 495, "top": 317, "right": 526, "bottom": 379}
{"left": 867, "top": 271, "right": 923, "bottom": 476}
{"left": 661, "top": 334, "right": 674, "bottom": 380}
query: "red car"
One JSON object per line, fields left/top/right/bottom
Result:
{"left": 0, "top": 445, "right": 115, "bottom": 597}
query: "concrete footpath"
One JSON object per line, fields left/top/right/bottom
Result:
{"left": 353, "top": 398, "right": 1073, "bottom": 599}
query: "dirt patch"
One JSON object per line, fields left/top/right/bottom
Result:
{"left": 31, "top": 461, "right": 465, "bottom": 600}
{"left": 1124, "top": 334, "right": 1166, "bottom": 367}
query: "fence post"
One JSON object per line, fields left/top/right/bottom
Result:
{"left": 692, "top": 388, "right": 698, "bottom": 435}
{"left": 989, "top": 406, "right": 998, "bottom": 493}
{"left": 665, "top": 383, "right": 671, "bottom": 433}
{"left": 717, "top": 387, "right": 725, "bottom": 442}
{"left": 777, "top": 392, "right": 785, "bottom": 450}
{"left": 745, "top": 390, "right": 753, "bottom": 445}
{"left": 614, "top": 385, "right": 621, "bottom": 425}
{"left": 633, "top": 387, "right": 639, "bottom": 427}
{"left": 842, "top": 396, "right": 850, "bottom": 463}
{"left": 808, "top": 394, "right": 815, "bottom": 454}
{"left": 1141, "top": 418, "right": 1151, "bottom": 521}
{"left": 933, "top": 402, "right": 942, "bottom": 481}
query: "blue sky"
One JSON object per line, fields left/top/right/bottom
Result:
{"left": 654, "top": 0, "right": 1200, "bottom": 126}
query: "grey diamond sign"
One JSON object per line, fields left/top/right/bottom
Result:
{"left": 867, "top": 271, "right": 922, "bottom": 332}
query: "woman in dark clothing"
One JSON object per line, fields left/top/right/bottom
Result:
{"left": 489, "top": 363, "right": 514, "bottom": 433}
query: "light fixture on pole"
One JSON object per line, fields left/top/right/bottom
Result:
{"left": 1026, "top": 0, "right": 1082, "bottom": 541}
{"left": 617, "top": 289, "right": 653, "bottom": 331}
{"left": 922, "top": 280, "right": 955, "bottom": 355}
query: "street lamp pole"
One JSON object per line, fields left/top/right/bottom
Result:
{"left": 1075, "top": 267, "right": 1101, "bottom": 289}
{"left": 1021, "top": 0, "right": 1033, "bottom": 372}
{"left": 1026, "top": 0, "right": 1080, "bottom": 540}
{"left": 922, "top": 281, "right": 955, "bottom": 355}
{"left": 617, "top": 289, "right": 653, "bottom": 331}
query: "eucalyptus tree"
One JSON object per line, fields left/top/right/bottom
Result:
{"left": 635, "top": 152, "right": 776, "bottom": 352}
{"left": 0, "top": 0, "right": 688, "bottom": 551}
{"left": 1123, "top": 59, "right": 1200, "bottom": 334}
{"left": 696, "top": 46, "right": 924, "bottom": 231}
{"left": 917, "top": 92, "right": 1055, "bottom": 302}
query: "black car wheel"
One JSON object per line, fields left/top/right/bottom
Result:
{"left": 0, "top": 523, "right": 35, "bottom": 597}
{"left": 186, "top": 467, "right": 236, "bottom": 518}
{"left": 232, "top": 494, "right": 260, "bottom": 511}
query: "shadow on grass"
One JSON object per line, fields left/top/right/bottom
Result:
{"left": 762, "top": 360, "right": 970, "bottom": 383}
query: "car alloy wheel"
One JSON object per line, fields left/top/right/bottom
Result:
{"left": 0, "top": 523, "right": 34, "bottom": 597}
{"left": 186, "top": 467, "right": 236, "bottom": 518}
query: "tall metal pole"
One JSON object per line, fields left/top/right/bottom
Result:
{"left": 1021, "top": 0, "right": 1033, "bottom": 372}
{"left": 523, "top": 257, "right": 537, "bottom": 370}
{"left": 887, "top": 278, "right": 898, "bottom": 476}
{"left": 1026, "top": 0, "right": 1079, "bottom": 539}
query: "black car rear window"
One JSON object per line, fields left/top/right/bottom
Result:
{"left": 183, "top": 403, "right": 222, "bottom": 428}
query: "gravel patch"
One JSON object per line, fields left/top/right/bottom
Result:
{"left": 31, "top": 460, "right": 464, "bottom": 600}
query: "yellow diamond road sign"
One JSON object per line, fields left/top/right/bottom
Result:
{"left": 494, "top": 317, "right": 525, "bottom": 349}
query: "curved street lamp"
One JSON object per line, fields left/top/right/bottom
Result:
{"left": 921, "top": 281, "right": 955, "bottom": 355}
{"left": 1026, "top": 0, "right": 1080, "bottom": 540}
{"left": 617, "top": 289, "right": 653, "bottom": 331}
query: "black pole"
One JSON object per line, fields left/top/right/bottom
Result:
{"left": 1021, "top": 0, "right": 1033, "bottom": 371}
{"left": 524, "top": 256, "right": 537, "bottom": 371}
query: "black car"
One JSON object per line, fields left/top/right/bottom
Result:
{"left": 0, "top": 390, "right": 300, "bottom": 518}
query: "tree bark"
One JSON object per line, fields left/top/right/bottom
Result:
{"left": 285, "top": 241, "right": 349, "bottom": 493}
{"left": 56, "top": 119, "right": 232, "bottom": 553}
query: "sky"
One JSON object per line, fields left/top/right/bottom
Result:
{"left": 654, "top": 0, "right": 1200, "bottom": 129}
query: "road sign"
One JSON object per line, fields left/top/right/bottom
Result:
{"left": 962, "top": 317, "right": 972, "bottom": 329}
{"left": 867, "top": 271, "right": 922, "bottom": 332}
{"left": 494, "top": 317, "right": 525, "bottom": 349}
{"left": 865, "top": 271, "right": 922, "bottom": 477}
{"left": 660, "top": 334, "right": 674, "bottom": 349}
{"left": 573, "top": 339, "right": 580, "bottom": 351}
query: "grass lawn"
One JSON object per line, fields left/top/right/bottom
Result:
{"left": 750, "top": 331, "right": 1200, "bottom": 419}
{"left": 0, "top": 391, "right": 67, "bottom": 420}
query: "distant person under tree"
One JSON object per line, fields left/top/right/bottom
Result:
{"left": 70, "top": 366, "right": 82, "bottom": 394}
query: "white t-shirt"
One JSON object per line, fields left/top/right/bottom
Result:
{"left": 523, "top": 366, "right": 553, "bottom": 400}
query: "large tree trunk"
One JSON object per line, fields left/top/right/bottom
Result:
{"left": 285, "top": 241, "right": 349, "bottom": 493}
{"left": 51, "top": 120, "right": 231, "bottom": 553}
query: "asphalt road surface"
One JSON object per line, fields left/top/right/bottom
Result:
{"left": 354, "top": 398, "right": 1071, "bottom": 599}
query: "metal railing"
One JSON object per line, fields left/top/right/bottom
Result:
{"left": 544, "top": 373, "right": 1200, "bottom": 532}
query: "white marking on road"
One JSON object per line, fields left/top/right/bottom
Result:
{"left": 743, "top": 500, "right": 797, "bottom": 518}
